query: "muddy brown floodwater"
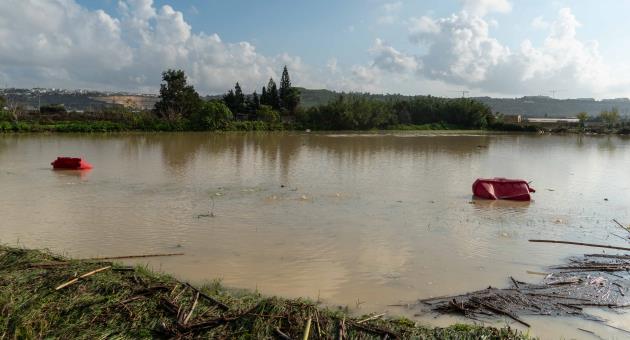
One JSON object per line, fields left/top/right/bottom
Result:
{"left": 1, "top": 131, "right": 629, "bottom": 338}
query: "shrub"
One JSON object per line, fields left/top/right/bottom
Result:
{"left": 191, "top": 100, "right": 233, "bottom": 130}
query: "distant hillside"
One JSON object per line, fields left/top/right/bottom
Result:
{"left": 3, "top": 87, "right": 629, "bottom": 118}
{"left": 474, "top": 96, "right": 630, "bottom": 117}
{"left": 0, "top": 88, "right": 114, "bottom": 111}
{"left": 297, "top": 88, "right": 630, "bottom": 117}
{"left": 297, "top": 88, "right": 339, "bottom": 108}
{"left": 92, "top": 95, "right": 158, "bottom": 110}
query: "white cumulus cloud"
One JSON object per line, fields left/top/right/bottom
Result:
{"left": 0, "top": 0, "right": 308, "bottom": 94}
{"left": 410, "top": 11, "right": 510, "bottom": 83}
{"left": 530, "top": 16, "right": 549, "bottom": 30}
{"left": 462, "top": 0, "right": 512, "bottom": 17}
{"left": 401, "top": 4, "right": 624, "bottom": 97}
{"left": 370, "top": 39, "right": 420, "bottom": 74}
{"left": 378, "top": 1, "right": 403, "bottom": 25}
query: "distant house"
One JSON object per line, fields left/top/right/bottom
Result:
{"left": 525, "top": 117, "right": 579, "bottom": 127}
{"left": 502, "top": 114, "right": 522, "bottom": 124}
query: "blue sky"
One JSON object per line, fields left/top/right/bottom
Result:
{"left": 75, "top": 0, "right": 630, "bottom": 67}
{"left": 1, "top": 0, "right": 630, "bottom": 98}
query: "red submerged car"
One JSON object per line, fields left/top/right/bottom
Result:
{"left": 51, "top": 157, "right": 93, "bottom": 170}
{"left": 472, "top": 178, "right": 535, "bottom": 201}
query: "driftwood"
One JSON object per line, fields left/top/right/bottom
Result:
{"left": 357, "top": 312, "right": 387, "bottom": 324}
{"left": 274, "top": 327, "right": 291, "bottom": 340}
{"left": 184, "top": 282, "right": 229, "bottom": 311}
{"left": 469, "top": 297, "right": 530, "bottom": 327}
{"left": 529, "top": 239, "right": 630, "bottom": 251}
{"left": 413, "top": 251, "right": 630, "bottom": 331}
{"left": 274, "top": 327, "right": 292, "bottom": 340}
{"left": 184, "top": 292, "right": 200, "bottom": 325}
{"left": 85, "top": 253, "right": 184, "bottom": 261}
{"left": 55, "top": 266, "right": 111, "bottom": 290}
{"left": 314, "top": 310, "right": 322, "bottom": 338}
{"left": 585, "top": 253, "right": 630, "bottom": 259}
{"left": 338, "top": 317, "right": 346, "bottom": 340}
{"left": 612, "top": 219, "right": 630, "bottom": 234}
{"left": 302, "top": 317, "right": 312, "bottom": 340}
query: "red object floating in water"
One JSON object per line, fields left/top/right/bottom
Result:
{"left": 51, "top": 157, "right": 93, "bottom": 170}
{"left": 472, "top": 178, "right": 535, "bottom": 201}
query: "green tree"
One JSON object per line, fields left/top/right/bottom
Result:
{"left": 223, "top": 89, "right": 236, "bottom": 110}
{"left": 266, "top": 78, "right": 280, "bottom": 110}
{"left": 234, "top": 82, "right": 245, "bottom": 110}
{"left": 0, "top": 96, "right": 7, "bottom": 121}
{"left": 257, "top": 105, "right": 280, "bottom": 123}
{"left": 191, "top": 100, "right": 233, "bottom": 130}
{"left": 223, "top": 82, "right": 246, "bottom": 113}
{"left": 279, "top": 66, "right": 291, "bottom": 110}
{"left": 154, "top": 69, "right": 201, "bottom": 121}
{"left": 600, "top": 108, "right": 619, "bottom": 128}
{"left": 284, "top": 87, "right": 301, "bottom": 115}
{"left": 576, "top": 112, "right": 589, "bottom": 128}
{"left": 260, "top": 86, "right": 268, "bottom": 106}
{"left": 278, "top": 66, "right": 301, "bottom": 115}
{"left": 251, "top": 91, "right": 260, "bottom": 110}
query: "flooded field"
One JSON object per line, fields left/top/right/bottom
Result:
{"left": 1, "top": 132, "right": 629, "bottom": 338}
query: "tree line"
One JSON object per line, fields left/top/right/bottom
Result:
{"left": 151, "top": 67, "right": 498, "bottom": 131}
{"left": 153, "top": 66, "right": 302, "bottom": 130}
{"left": 3, "top": 67, "right": 628, "bottom": 133}
{"left": 296, "top": 94, "right": 496, "bottom": 130}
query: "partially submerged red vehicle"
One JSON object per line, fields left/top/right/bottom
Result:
{"left": 51, "top": 157, "right": 93, "bottom": 170}
{"left": 472, "top": 178, "right": 535, "bottom": 201}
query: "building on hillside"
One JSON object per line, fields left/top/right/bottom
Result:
{"left": 502, "top": 114, "right": 522, "bottom": 124}
{"left": 525, "top": 117, "right": 579, "bottom": 127}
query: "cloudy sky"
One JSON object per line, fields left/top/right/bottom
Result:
{"left": 1, "top": 0, "right": 629, "bottom": 98}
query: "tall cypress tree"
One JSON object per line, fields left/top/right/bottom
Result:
{"left": 223, "top": 89, "right": 237, "bottom": 112}
{"left": 252, "top": 91, "right": 260, "bottom": 110}
{"left": 266, "top": 78, "right": 280, "bottom": 110}
{"left": 234, "top": 82, "right": 245, "bottom": 110}
{"left": 261, "top": 86, "right": 268, "bottom": 106}
{"left": 279, "top": 66, "right": 291, "bottom": 110}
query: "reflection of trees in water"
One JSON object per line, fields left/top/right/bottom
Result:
{"left": 575, "top": 134, "right": 628, "bottom": 152}
{"left": 597, "top": 136, "right": 616, "bottom": 152}
{"left": 144, "top": 133, "right": 214, "bottom": 172}
{"left": 306, "top": 134, "right": 495, "bottom": 164}
{"left": 242, "top": 133, "right": 302, "bottom": 182}
{"left": 130, "top": 132, "right": 302, "bottom": 178}
{"left": 576, "top": 135, "right": 584, "bottom": 148}
{"left": 123, "top": 132, "right": 499, "bottom": 177}
{"left": 0, "top": 136, "right": 11, "bottom": 153}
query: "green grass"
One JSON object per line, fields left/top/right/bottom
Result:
{"left": 0, "top": 245, "right": 531, "bottom": 339}
{"left": 0, "top": 120, "right": 288, "bottom": 133}
{"left": 386, "top": 123, "right": 456, "bottom": 130}
{"left": 0, "top": 120, "right": 543, "bottom": 134}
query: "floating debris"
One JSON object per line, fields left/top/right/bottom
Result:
{"left": 408, "top": 253, "right": 630, "bottom": 329}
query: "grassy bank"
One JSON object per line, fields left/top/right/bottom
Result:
{"left": 0, "top": 120, "right": 285, "bottom": 133}
{"left": 0, "top": 245, "right": 529, "bottom": 339}
{"left": 0, "top": 120, "right": 538, "bottom": 134}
